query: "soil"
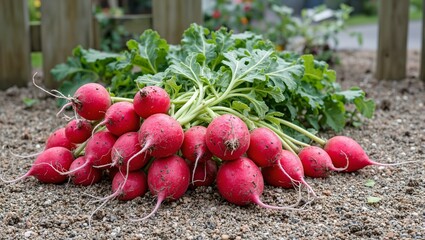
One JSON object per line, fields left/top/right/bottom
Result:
{"left": 0, "top": 50, "right": 424, "bottom": 239}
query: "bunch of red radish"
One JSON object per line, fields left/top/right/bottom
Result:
{"left": 2, "top": 82, "right": 398, "bottom": 221}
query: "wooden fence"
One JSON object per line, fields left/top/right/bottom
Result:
{"left": 0, "top": 0, "right": 203, "bottom": 90}
{"left": 374, "top": 0, "right": 424, "bottom": 82}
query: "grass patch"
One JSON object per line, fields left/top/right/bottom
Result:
{"left": 347, "top": 9, "right": 422, "bottom": 26}
{"left": 31, "top": 52, "right": 43, "bottom": 69}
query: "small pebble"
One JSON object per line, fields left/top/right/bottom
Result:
{"left": 221, "top": 234, "right": 230, "bottom": 240}
{"left": 24, "top": 231, "right": 34, "bottom": 238}
{"left": 322, "top": 190, "right": 332, "bottom": 196}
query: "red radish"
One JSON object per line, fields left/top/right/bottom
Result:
{"left": 244, "top": 127, "right": 297, "bottom": 185}
{"left": 216, "top": 156, "right": 298, "bottom": 209}
{"left": 134, "top": 155, "right": 190, "bottom": 221}
{"left": 45, "top": 128, "right": 76, "bottom": 150}
{"left": 324, "top": 135, "right": 410, "bottom": 172}
{"left": 137, "top": 113, "right": 184, "bottom": 158}
{"left": 71, "top": 83, "right": 111, "bottom": 121}
{"left": 298, "top": 146, "right": 347, "bottom": 178}
{"left": 206, "top": 114, "right": 250, "bottom": 161}
{"left": 63, "top": 131, "right": 117, "bottom": 175}
{"left": 84, "top": 131, "right": 117, "bottom": 169}
{"left": 189, "top": 158, "right": 217, "bottom": 188}
{"left": 262, "top": 150, "right": 316, "bottom": 196}
{"left": 97, "top": 115, "right": 182, "bottom": 209}
{"left": 181, "top": 126, "right": 213, "bottom": 163}
{"left": 181, "top": 126, "right": 214, "bottom": 183}
{"left": 111, "top": 171, "right": 148, "bottom": 201}
{"left": 111, "top": 132, "right": 150, "bottom": 173}
{"left": 64, "top": 119, "right": 93, "bottom": 144}
{"left": 247, "top": 127, "right": 282, "bottom": 167}
{"left": 1, "top": 147, "right": 74, "bottom": 184}
{"left": 69, "top": 156, "right": 102, "bottom": 186}
{"left": 88, "top": 171, "right": 148, "bottom": 225}
{"left": 133, "top": 86, "right": 171, "bottom": 119}
{"left": 32, "top": 79, "right": 110, "bottom": 121}
{"left": 96, "top": 102, "right": 141, "bottom": 136}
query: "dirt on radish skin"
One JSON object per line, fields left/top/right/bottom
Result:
{"left": 206, "top": 114, "right": 250, "bottom": 161}
{"left": 64, "top": 119, "right": 93, "bottom": 144}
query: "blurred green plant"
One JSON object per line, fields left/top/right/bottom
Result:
{"left": 205, "top": 1, "right": 361, "bottom": 64}
{"left": 204, "top": 0, "right": 266, "bottom": 32}
{"left": 28, "top": 0, "right": 41, "bottom": 22}
{"left": 296, "top": 4, "right": 361, "bottom": 64}
{"left": 94, "top": 7, "right": 137, "bottom": 52}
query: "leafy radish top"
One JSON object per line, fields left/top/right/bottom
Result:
{"left": 52, "top": 24, "right": 375, "bottom": 136}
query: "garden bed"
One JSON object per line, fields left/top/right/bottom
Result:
{"left": 0, "top": 50, "right": 424, "bottom": 239}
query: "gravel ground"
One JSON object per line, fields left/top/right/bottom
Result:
{"left": 0, "top": 50, "right": 424, "bottom": 239}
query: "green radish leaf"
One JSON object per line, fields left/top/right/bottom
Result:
{"left": 251, "top": 84, "right": 286, "bottom": 103}
{"left": 209, "top": 28, "right": 235, "bottom": 70}
{"left": 301, "top": 55, "right": 325, "bottom": 88}
{"left": 365, "top": 179, "right": 376, "bottom": 188}
{"left": 323, "top": 99, "right": 346, "bottom": 132}
{"left": 181, "top": 24, "right": 216, "bottom": 65}
{"left": 354, "top": 97, "right": 376, "bottom": 119}
{"left": 246, "top": 91, "right": 269, "bottom": 119}
{"left": 134, "top": 72, "right": 166, "bottom": 88}
{"left": 298, "top": 81, "right": 324, "bottom": 109}
{"left": 336, "top": 88, "right": 364, "bottom": 102}
{"left": 51, "top": 63, "right": 82, "bottom": 81}
{"left": 215, "top": 68, "right": 232, "bottom": 91}
{"left": 51, "top": 56, "right": 86, "bottom": 81}
{"left": 82, "top": 49, "right": 119, "bottom": 63}
{"left": 306, "top": 114, "right": 320, "bottom": 130}
{"left": 107, "top": 51, "right": 134, "bottom": 73}
{"left": 266, "top": 57, "right": 302, "bottom": 91}
{"left": 367, "top": 196, "right": 382, "bottom": 204}
{"left": 222, "top": 50, "right": 272, "bottom": 83}
{"left": 164, "top": 77, "right": 182, "bottom": 98}
{"left": 109, "top": 74, "right": 138, "bottom": 98}
{"left": 170, "top": 53, "right": 208, "bottom": 86}
{"left": 127, "top": 30, "right": 169, "bottom": 74}
{"left": 232, "top": 101, "right": 251, "bottom": 115}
